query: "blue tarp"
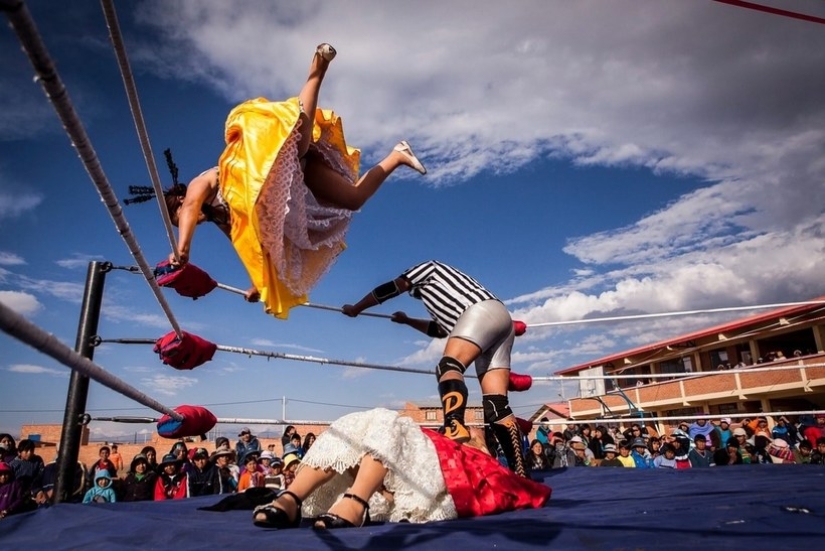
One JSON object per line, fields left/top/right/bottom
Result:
{"left": 2, "top": 465, "right": 824, "bottom": 550}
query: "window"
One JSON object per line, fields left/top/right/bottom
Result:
{"left": 425, "top": 411, "right": 437, "bottom": 421}
{"left": 474, "top": 409, "right": 484, "bottom": 421}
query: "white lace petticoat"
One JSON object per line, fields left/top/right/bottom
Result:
{"left": 300, "top": 408, "right": 458, "bottom": 523}
{"left": 256, "top": 117, "right": 354, "bottom": 296}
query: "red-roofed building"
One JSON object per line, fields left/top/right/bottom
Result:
{"left": 557, "top": 299, "right": 825, "bottom": 431}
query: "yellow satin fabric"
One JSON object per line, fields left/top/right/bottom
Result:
{"left": 218, "top": 97, "right": 360, "bottom": 319}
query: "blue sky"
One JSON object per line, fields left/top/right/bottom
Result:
{"left": 2, "top": 0, "right": 825, "bottom": 440}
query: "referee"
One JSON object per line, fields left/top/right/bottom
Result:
{"left": 342, "top": 260, "right": 527, "bottom": 477}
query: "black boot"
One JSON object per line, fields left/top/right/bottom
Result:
{"left": 438, "top": 379, "right": 470, "bottom": 443}
{"left": 491, "top": 416, "right": 529, "bottom": 478}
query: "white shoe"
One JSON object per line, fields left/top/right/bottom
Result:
{"left": 316, "top": 43, "right": 337, "bottom": 62}
{"left": 394, "top": 141, "right": 427, "bottom": 175}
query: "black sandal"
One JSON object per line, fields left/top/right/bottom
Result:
{"left": 252, "top": 490, "right": 302, "bottom": 529}
{"left": 313, "top": 492, "right": 371, "bottom": 530}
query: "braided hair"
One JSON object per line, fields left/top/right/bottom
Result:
{"left": 124, "top": 149, "right": 187, "bottom": 213}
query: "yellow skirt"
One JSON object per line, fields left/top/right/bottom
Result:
{"left": 218, "top": 97, "right": 361, "bottom": 319}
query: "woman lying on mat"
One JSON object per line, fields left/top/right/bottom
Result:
{"left": 252, "top": 408, "right": 550, "bottom": 530}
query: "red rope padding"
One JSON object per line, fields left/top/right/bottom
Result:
{"left": 513, "top": 320, "right": 527, "bottom": 336}
{"left": 157, "top": 405, "right": 217, "bottom": 438}
{"left": 155, "top": 260, "right": 217, "bottom": 299}
{"left": 508, "top": 372, "right": 533, "bottom": 392}
{"left": 713, "top": 0, "right": 825, "bottom": 25}
{"left": 154, "top": 330, "right": 217, "bottom": 370}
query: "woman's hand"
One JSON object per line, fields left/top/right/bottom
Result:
{"left": 390, "top": 311, "right": 409, "bottom": 324}
{"left": 244, "top": 286, "right": 260, "bottom": 303}
{"left": 168, "top": 250, "right": 189, "bottom": 267}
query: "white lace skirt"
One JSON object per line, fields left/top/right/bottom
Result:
{"left": 256, "top": 117, "right": 354, "bottom": 297}
{"left": 300, "top": 408, "right": 458, "bottom": 523}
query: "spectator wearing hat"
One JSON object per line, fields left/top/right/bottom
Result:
{"left": 732, "top": 428, "right": 753, "bottom": 464}
{"left": 688, "top": 434, "right": 714, "bottom": 467}
{"left": 122, "top": 454, "right": 157, "bottom": 502}
{"left": 615, "top": 440, "right": 635, "bottom": 468}
{"left": 599, "top": 444, "right": 623, "bottom": 467}
{"left": 715, "top": 418, "right": 732, "bottom": 450}
{"left": 262, "top": 454, "right": 285, "bottom": 490}
{"left": 85, "top": 445, "right": 115, "bottom": 491}
{"left": 549, "top": 434, "right": 577, "bottom": 468}
{"left": 630, "top": 438, "right": 652, "bottom": 468}
{"left": 766, "top": 438, "right": 795, "bottom": 464}
{"left": 82, "top": 471, "right": 117, "bottom": 504}
{"left": 282, "top": 452, "right": 301, "bottom": 486}
{"left": 0, "top": 461, "right": 30, "bottom": 518}
{"left": 535, "top": 418, "right": 551, "bottom": 448}
{"left": 154, "top": 454, "right": 188, "bottom": 500}
{"left": 653, "top": 444, "right": 677, "bottom": 468}
{"left": 188, "top": 448, "right": 222, "bottom": 496}
{"left": 567, "top": 436, "right": 591, "bottom": 467}
{"left": 236, "top": 428, "right": 261, "bottom": 461}
{"left": 210, "top": 448, "right": 238, "bottom": 493}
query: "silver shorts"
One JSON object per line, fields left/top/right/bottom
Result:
{"left": 450, "top": 300, "right": 514, "bottom": 376}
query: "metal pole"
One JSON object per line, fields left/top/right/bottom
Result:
{"left": 54, "top": 261, "right": 107, "bottom": 504}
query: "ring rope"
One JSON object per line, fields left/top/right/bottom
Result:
{"left": 2, "top": 0, "right": 184, "bottom": 338}
{"left": 0, "top": 302, "right": 183, "bottom": 421}
{"left": 525, "top": 300, "right": 825, "bottom": 328}
{"left": 100, "top": 0, "right": 179, "bottom": 260}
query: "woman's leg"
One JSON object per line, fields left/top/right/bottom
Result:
{"left": 253, "top": 464, "right": 335, "bottom": 523}
{"left": 303, "top": 146, "right": 422, "bottom": 211}
{"left": 314, "top": 454, "right": 387, "bottom": 527}
{"left": 296, "top": 45, "right": 335, "bottom": 158}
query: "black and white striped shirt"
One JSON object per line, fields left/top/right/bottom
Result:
{"left": 401, "top": 260, "right": 498, "bottom": 333}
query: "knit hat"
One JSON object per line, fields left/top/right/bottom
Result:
{"left": 631, "top": 437, "right": 647, "bottom": 448}
{"left": 733, "top": 428, "right": 748, "bottom": 437}
{"left": 159, "top": 453, "right": 180, "bottom": 467}
{"left": 193, "top": 448, "right": 210, "bottom": 460}
{"left": 603, "top": 444, "right": 617, "bottom": 454}
{"left": 719, "top": 418, "right": 731, "bottom": 425}
{"left": 238, "top": 427, "right": 252, "bottom": 436}
{"left": 260, "top": 451, "right": 276, "bottom": 461}
{"left": 283, "top": 453, "right": 301, "bottom": 469}
{"left": 130, "top": 454, "right": 149, "bottom": 471}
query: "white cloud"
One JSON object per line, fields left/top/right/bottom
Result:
{"left": 55, "top": 254, "right": 105, "bottom": 269}
{"left": 249, "top": 338, "right": 324, "bottom": 353}
{"left": 0, "top": 252, "right": 25, "bottom": 266}
{"left": 7, "top": 364, "right": 68, "bottom": 377}
{"left": 0, "top": 190, "right": 43, "bottom": 220}
{"left": 0, "top": 291, "right": 43, "bottom": 316}
{"left": 140, "top": 374, "right": 198, "bottom": 396}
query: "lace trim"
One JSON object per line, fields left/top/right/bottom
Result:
{"left": 299, "top": 408, "right": 457, "bottom": 523}
{"left": 256, "top": 118, "right": 354, "bottom": 296}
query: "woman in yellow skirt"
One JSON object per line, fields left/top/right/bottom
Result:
{"left": 164, "top": 44, "right": 427, "bottom": 318}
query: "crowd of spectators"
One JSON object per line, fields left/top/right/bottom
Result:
{"left": 0, "top": 426, "right": 310, "bottom": 519}
{"left": 528, "top": 412, "right": 825, "bottom": 470}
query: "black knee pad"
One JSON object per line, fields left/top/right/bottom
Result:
{"left": 436, "top": 356, "right": 466, "bottom": 380}
{"left": 483, "top": 394, "right": 513, "bottom": 424}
